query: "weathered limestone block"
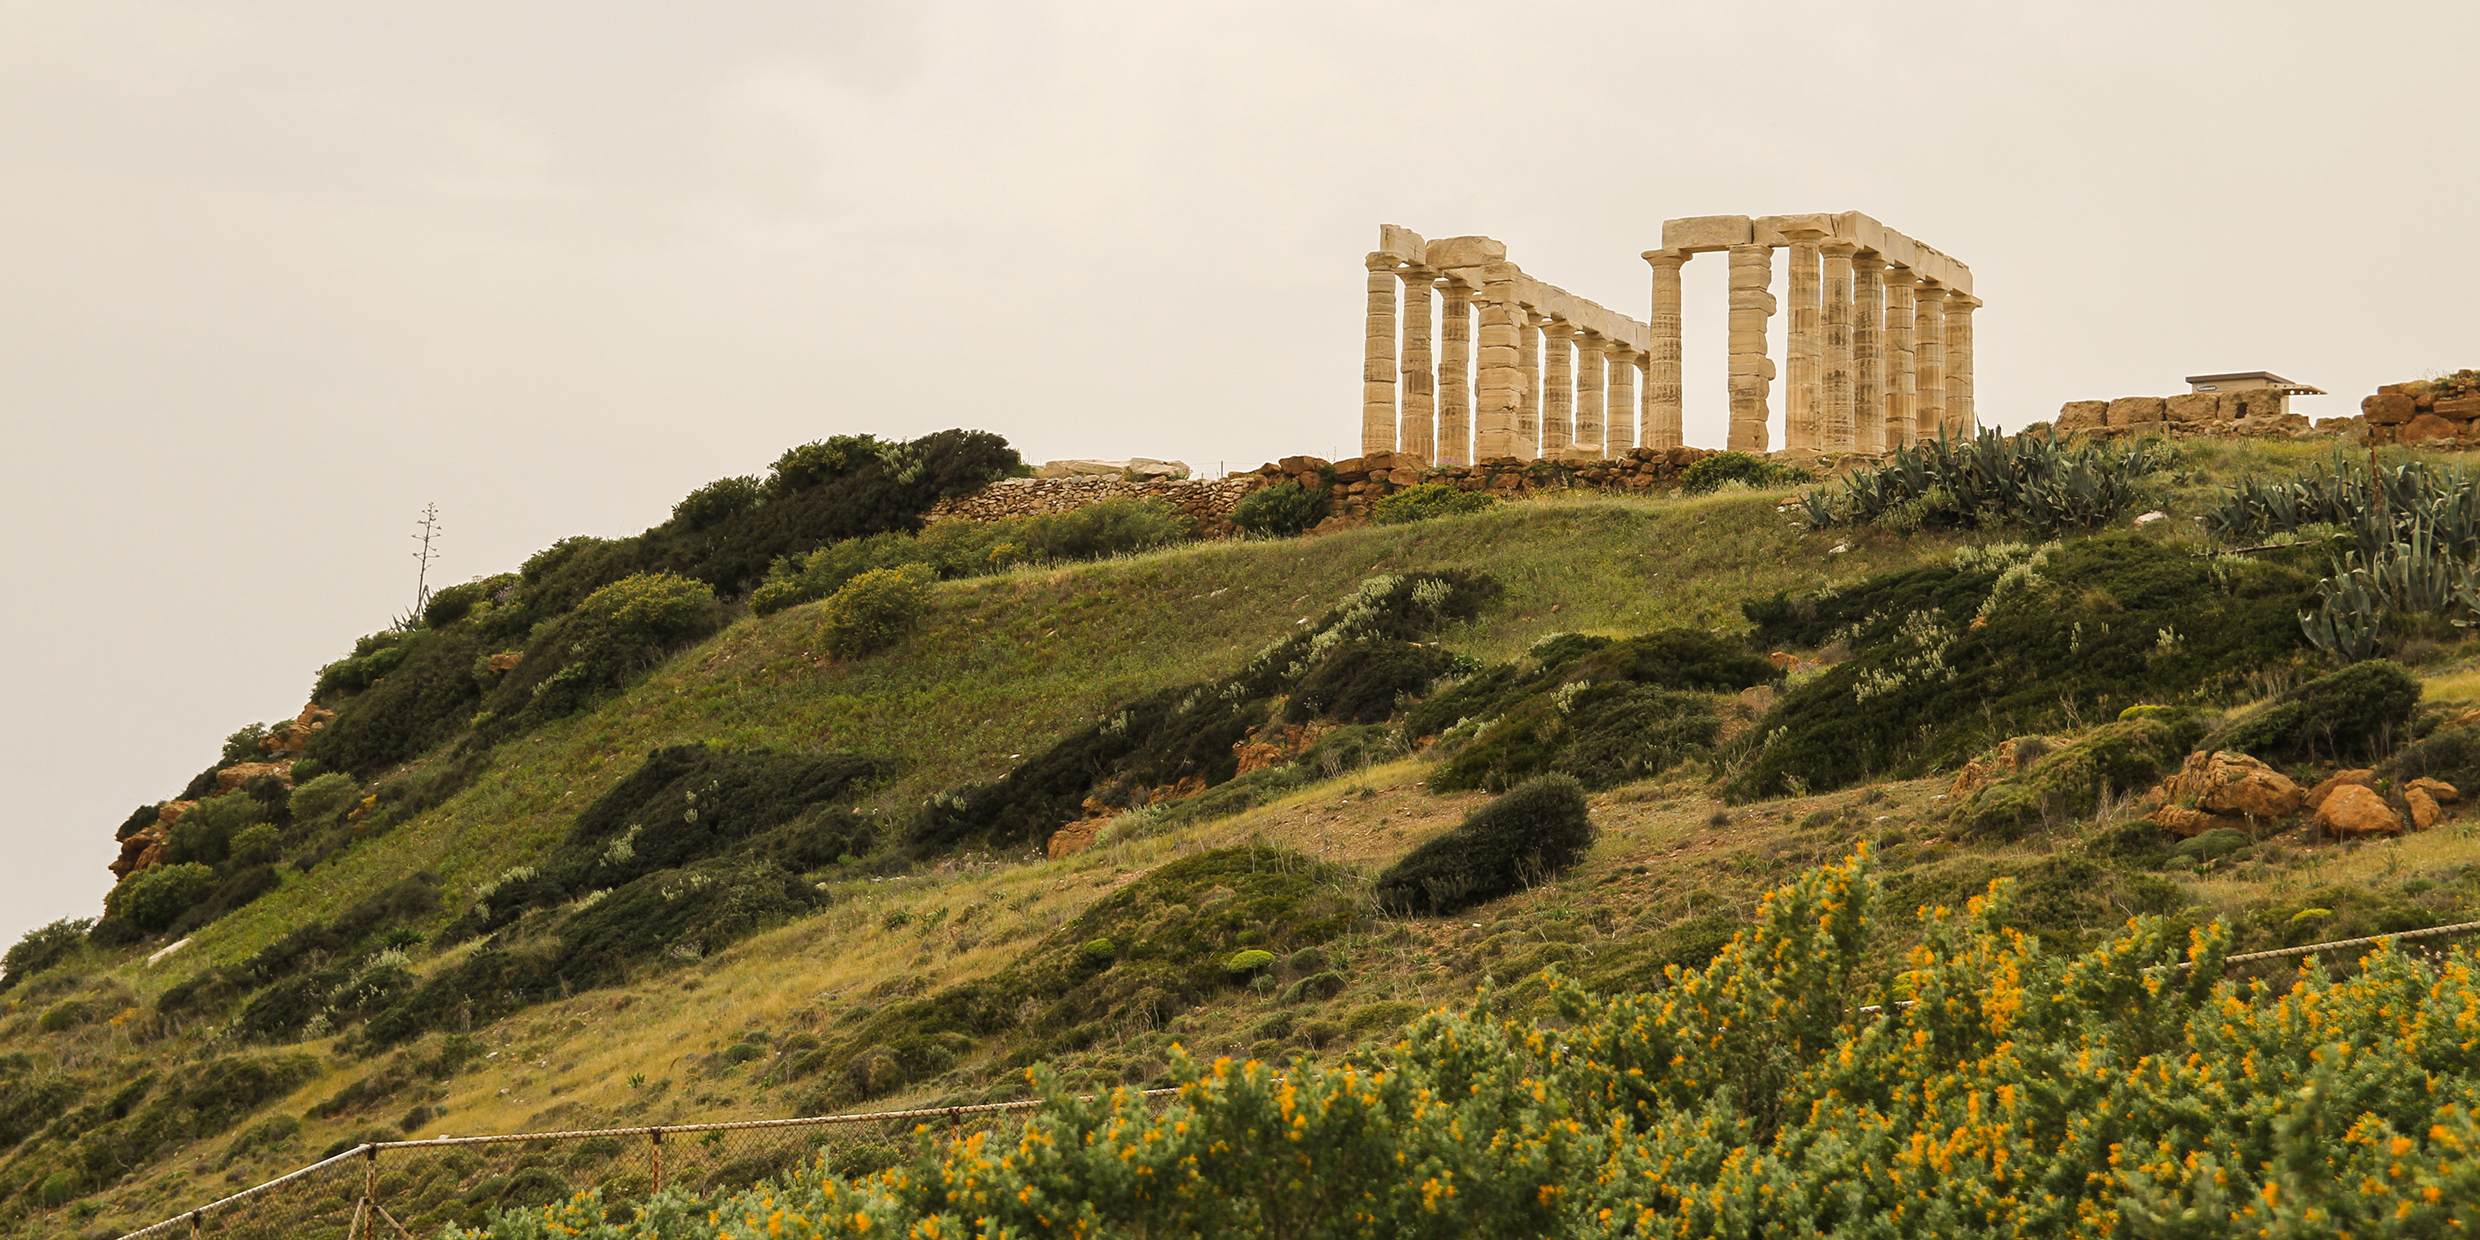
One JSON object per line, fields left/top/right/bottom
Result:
{"left": 2408, "top": 777, "right": 2461, "bottom": 803}
{"left": 2056, "top": 400, "right": 2109, "bottom": 430}
{"left": 2304, "top": 769, "right": 2376, "bottom": 812}
{"left": 2165, "top": 392, "right": 2220, "bottom": 423}
{"left": 2407, "top": 786, "right": 2445, "bottom": 831}
{"left": 2435, "top": 395, "right": 2480, "bottom": 422}
{"left": 2106, "top": 397, "right": 2168, "bottom": 427}
{"left": 2363, "top": 392, "right": 2416, "bottom": 424}
{"left": 2402, "top": 413, "right": 2460, "bottom": 443}
{"left": 2145, "top": 750, "right": 2302, "bottom": 836}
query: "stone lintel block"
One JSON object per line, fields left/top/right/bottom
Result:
{"left": 1758, "top": 212, "right": 1838, "bottom": 242}
{"left": 1832, "top": 211, "right": 1886, "bottom": 253}
{"left": 1424, "top": 235, "right": 1506, "bottom": 267}
{"left": 2363, "top": 392, "right": 2415, "bottom": 424}
{"left": 1378, "top": 224, "right": 1428, "bottom": 266}
{"left": 2057, "top": 400, "right": 2108, "bottom": 429}
{"left": 2106, "top": 396, "right": 2168, "bottom": 426}
{"left": 1661, "top": 215, "right": 1752, "bottom": 253}
{"left": 2165, "top": 392, "right": 2220, "bottom": 423}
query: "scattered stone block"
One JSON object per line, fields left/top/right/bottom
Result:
{"left": 2364, "top": 392, "right": 2416, "bottom": 424}
{"left": 2317, "top": 783, "right": 2402, "bottom": 837}
{"left": 2058, "top": 400, "right": 2108, "bottom": 430}
{"left": 2165, "top": 392, "right": 2220, "bottom": 423}
{"left": 2106, "top": 396, "right": 2168, "bottom": 426}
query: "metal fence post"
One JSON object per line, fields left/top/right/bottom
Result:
{"left": 649, "top": 1127, "right": 664, "bottom": 1195}
{"left": 363, "top": 1144, "right": 380, "bottom": 1239}
{"left": 188, "top": 1210, "right": 201, "bottom": 1240}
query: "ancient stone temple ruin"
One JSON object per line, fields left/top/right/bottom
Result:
{"left": 1362, "top": 214, "right": 1978, "bottom": 462}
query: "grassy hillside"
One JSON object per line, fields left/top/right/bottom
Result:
{"left": 15, "top": 435, "right": 2480, "bottom": 1237}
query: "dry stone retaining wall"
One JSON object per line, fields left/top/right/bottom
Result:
{"left": 2053, "top": 392, "right": 2335, "bottom": 441}
{"left": 2360, "top": 374, "right": 2480, "bottom": 448}
{"left": 926, "top": 476, "right": 1262, "bottom": 537}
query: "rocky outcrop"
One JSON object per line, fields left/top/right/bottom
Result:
{"left": 2362, "top": 373, "right": 2480, "bottom": 447}
{"left": 109, "top": 800, "right": 199, "bottom": 881}
{"left": 258, "top": 703, "right": 336, "bottom": 756}
{"left": 214, "top": 761, "right": 293, "bottom": 796}
{"left": 2318, "top": 783, "right": 2403, "bottom": 837}
{"left": 926, "top": 475, "right": 1263, "bottom": 537}
{"left": 2303, "top": 769, "right": 2376, "bottom": 813}
{"left": 2143, "top": 750, "right": 2303, "bottom": 837}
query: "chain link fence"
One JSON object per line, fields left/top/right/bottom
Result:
{"left": 115, "top": 1095, "right": 1169, "bottom": 1240}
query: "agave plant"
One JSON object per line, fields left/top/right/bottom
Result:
{"left": 1796, "top": 428, "right": 2166, "bottom": 537}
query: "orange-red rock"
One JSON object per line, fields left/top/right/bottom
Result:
{"left": 2407, "top": 786, "right": 2444, "bottom": 831}
{"left": 2150, "top": 751, "right": 2303, "bottom": 824}
{"left": 2407, "top": 777, "right": 2461, "bottom": 804}
{"left": 2318, "top": 783, "right": 2402, "bottom": 837}
{"left": 214, "top": 761, "right": 293, "bottom": 796}
{"left": 1047, "top": 823, "right": 1100, "bottom": 860}
{"left": 2303, "top": 769, "right": 2377, "bottom": 812}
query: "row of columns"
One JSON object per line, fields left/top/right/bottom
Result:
{"left": 1653, "top": 235, "right": 1978, "bottom": 456}
{"left": 1365, "top": 255, "right": 1663, "bottom": 465}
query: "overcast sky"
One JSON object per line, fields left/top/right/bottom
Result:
{"left": 3, "top": 0, "right": 2474, "bottom": 946}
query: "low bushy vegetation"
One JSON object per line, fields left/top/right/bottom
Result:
{"left": 100, "top": 863, "right": 217, "bottom": 933}
{"left": 455, "top": 851, "right": 2480, "bottom": 1240}
{"left": 1372, "top": 775, "right": 1594, "bottom": 914}
{"left": 818, "top": 566, "right": 931, "bottom": 659}
{"left": 910, "top": 572, "right": 1498, "bottom": 854}
{"left": 1679, "top": 450, "right": 1811, "bottom": 494}
{"left": 2208, "top": 658, "right": 2422, "bottom": 764}
{"left": 0, "top": 921, "right": 91, "bottom": 992}
{"left": 1229, "top": 481, "right": 1327, "bottom": 537}
{"left": 1948, "top": 713, "right": 2206, "bottom": 841}
{"left": 1797, "top": 428, "right": 2168, "bottom": 536}
{"left": 1736, "top": 535, "right": 2318, "bottom": 798}
{"left": 1425, "top": 629, "right": 1780, "bottom": 792}
{"left": 749, "top": 498, "right": 1197, "bottom": 617}
{"left": 793, "top": 845, "right": 1356, "bottom": 1111}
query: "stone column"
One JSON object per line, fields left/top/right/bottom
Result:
{"left": 1539, "top": 320, "right": 1575, "bottom": 457}
{"left": 1363, "top": 253, "right": 1399, "bottom": 455}
{"left": 1637, "top": 354, "right": 1653, "bottom": 452}
{"left": 1436, "top": 279, "right": 1473, "bottom": 466}
{"left": 1945, "top": 294, "right": 1978, "bottom": 437}
{"left": 1820, "top": 240, "right": 1857, "bottom": 453}
{"left": 1604, "top": 343, "right": 1637, "bottom": 453}
{"left": 1726, "top": 243, "right": 1776, "bottom": 453}
{"left": 1518, "top": 311, "right": 1545, "bottom": 458}
{"left": 1782, "top": 226, "right": 1826, "bottom": 451}
{"left": 1574, "top": 331, "right": 1608, "bottom": 458}
{"left": 1397, "top": 267, "right": 1436, "bottom": 462}
{"left": 1643, "top": 250, "right": 1687, "bottom": 450}
{"left": 1852, "top": 252, "right": 1886, "bottom": 454}
{"left": 1882, "top": 267, "right": 1917, "bottom": 448}
{"left": 1474, "top": 267, "right": 1522, "bottom": 459}
{"left": 1914, "top": 283, "right": 1948, "bottom": 443}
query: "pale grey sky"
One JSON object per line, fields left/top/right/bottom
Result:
{"left": 3, "top": 0, "right": 2474, "bottom": 945}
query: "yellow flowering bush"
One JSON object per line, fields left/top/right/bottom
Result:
{"left": 451, "top": 849, "right": 2480, "bottom": 1238}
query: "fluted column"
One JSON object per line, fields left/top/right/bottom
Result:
{"left": 1852, "top": 252, "right": 1886, "bottom": 454}
{"left": 1914, "top": 283, "right": 1948, "bottom": 443}
{"left": 1882, "top": 268, "right": 1918, "bottom": 448}
{"left": 1643, "top": 249, "right": 1687, "bottom": 450}
{"left": 1474, "top": 266, "right": 1521, "bottom": 459}
{"left": 1821, "top": 240, "right": 1857, "bottom": 453}
{"left": 1636, "top": 354, "right": 1653, "bottom": 451}
{"left": 1604, "top": 344, "right": 1637, "bottom": 453}
{"left": 1783, "top": 226, "right": 1825, "bottom": 450}
{"left": 1945, "top": 294, "right": 1978, "bottom": 436}
{"left": 1436, "top": 279, "right": 1473, "bottom": 466}
{"left": 1517, "top": 311, "right": 1545, "bottom": 458}
{"left": 1539, "top": 320, "right": 1575, "bottom": 457}
{"left": 1363, "top": 253, "right": 1399, "bottom": 455}
{"left": 1396, "top": 266, "right": 1435, "bottom": 462}
{"left": 1574, "top": 331, "right": 1607, "bottom": 458}
{"left": 1725, "top": 243, "right": 1776, "bottom": 453}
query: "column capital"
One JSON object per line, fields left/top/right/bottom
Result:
{"left": 1641, "top": 248, "right": 1689, "bottom": 270}
{"left": 1396, "top": 264, "right": 1437, "bottom": 284}
{"left": 1851, "top": 250, "right": 1886, "bottom": 272}
{"left": 1947, "top": 294, "right": 1983, "bottom": 311}
{"left": 1573, "top": 329, "right": 1606, "bottom": 351}
{"left": 1820, "top": 239, "right": 1859, "bottom": 258}
{"left": 1365, "top": 251, "right": 1400, "bottom": 272}
{"left": 1914, "top": 283, "right": 1950, "bottom": 302}
{"left": 1540, "top": 317, "right": 1574, "bottom": 338}
{"left": 1881, "top": 265, "right": 1919, "bottom": 287}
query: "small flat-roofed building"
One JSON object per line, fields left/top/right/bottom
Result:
{"left": 2184, "top": 371, "right": 2326, "bottom": 415}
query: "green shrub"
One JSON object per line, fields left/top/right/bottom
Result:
{"left": 1949, "top": 715, "right": 2204, "bottom": 841}
{"left": 1370, "top": 483, "right": 1495, "bottom": 525}
{"left": 2383, "top": 723, "right": 2480, "bottom": 798}
{"left": 103, "top": 863, "right": 218, "bottom": 933}
{"left": 421, "top": 574, "right": 516, "bottom": 629}
{"left": 1007, "top": 497, "right": 1197, "bottom": 563}
{"left": 0, "top": 918, "right": 91, "bottom": 991}
{"left": 670, "top": 475, "right": 763, "bottom": 532}
{"left": 164, "top": 792, "right": 268, "bottom": 866}
{"left": 475, "top": 572, "right": 721, "bottom": 739}
{"left": 820, "top": 565, "right": 932, "bottom": 659}
{"left": 1681, "top": 450, "right": 1811, "bottom": 494}
{"left": 1735, "top": 535, "right": 2318, "bottom": 798}
{"left": 2210, "top": 659, "right": 2421, "bottom": 765}
{"left": 1230, "top": 481, "right": 1327, "bottom": 537}
{"left": 1373, "top": 775, "right": 1595, "bottom": 915}
{"left": 289, "top": 772, "right": 363, "bottom": 825}
{"left": 301, "top": 625, "right": 491, "bottom": 778}
{"left": 766, "top": 436, "right": 886, "bottom": 497}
